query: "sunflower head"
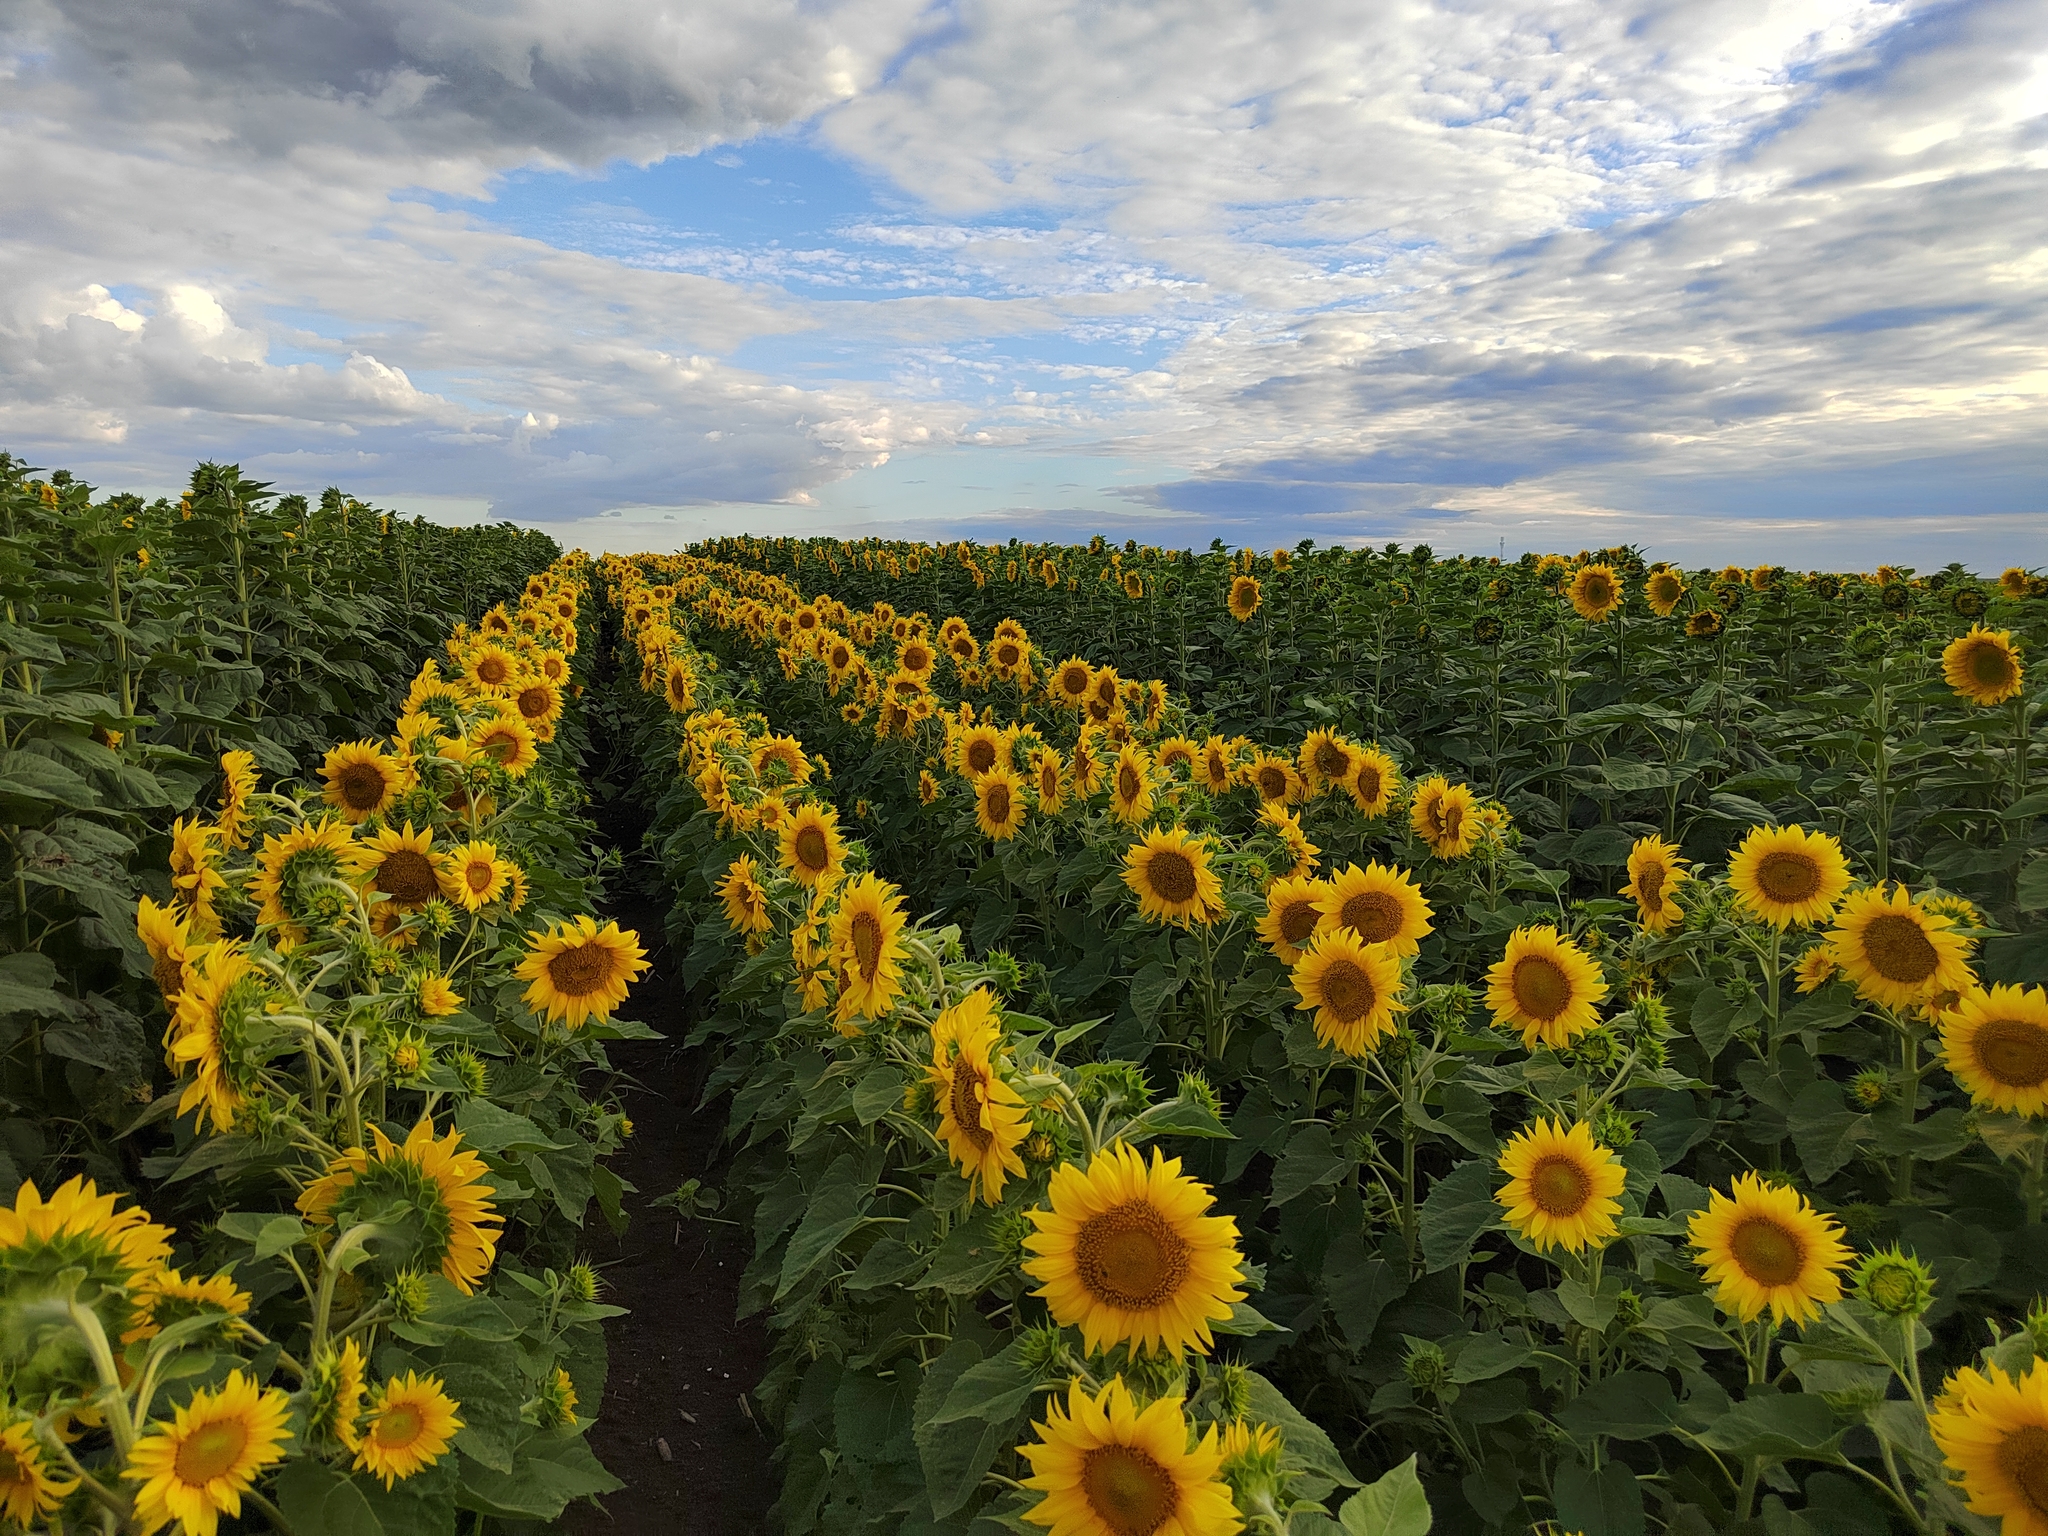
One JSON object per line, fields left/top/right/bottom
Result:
{"left": 515, "top": 914, "right": 650, "bottom": 1030}
{"left": 1316, "top": 861, "right": 1432, "bottom": 956}
{"left": 1930, "top": 1358, "right": 2048, "bottom": 1533}
{"left": 1291, "top": 930, "right": 1406, "bottom": 1057}
{"left": 1484, "top": 924, "right": 1608, "bottom": 1050}
{"left": 1621, "top": 835, "right": 1687, "bottom": 932}
{"left": 1940, "top": 983, "right": 2048, "bottom": 1116}
{"left": 354, "top": 1371, "right": 464, "bottom": 1488}
{"left": 0, "top": 1412, "right": 78, "bottom": 1526}
{"left": 298, "top": 1117, "right": 504, "bottom": 1295}
{"left": 778, "top": 800, "right": 847, "bottom": 888}
{"left": 926, "top": 989, "right": 1030, "bottom": 1204}
{"left": 321, "top": 740, "right": 405, "bottom": 823}
{"left": 1727, "top": 823, "right": 1853, "bottom": 929}
{"left": 122, "top": 1370, "right": 292, "bottom": 1536}
{"left": 1346, "top": 747, "right": 1399, "bottom": 817}
{"left": 1495, "top": 1118, "right": 1628, "bottom": 1253}
{"left": 1568, "top": 563, "right": 1624, "bottom": 621}
{"left": 1123, "top": 826, "right": 1222, "bottom": 928}
{"left": 1827, "top": 884, "right": 1974, "bottom": 1012}
{"left": 830, "top": 872, "right": 909, "bottom": 1023}
{"left": 1227, "top": 574, "right": 1263, "bottom": 621}
{"left": 1, "top": 1176, "right": 174, "bottom": 1391}
{"left": 1941, "top": 624, "right": 2025, "bottom": 707}
{"left": 1018, "top": 1378, "right": 1238, "bottom": 1536}
{"left": 1109, "top": 743, "right": 1156, "bottom": 824}
{"left": 1853, "top": 1246, "right": 1935, "bottom": 1319}
{"left": 1299, "top": 728, "right": 1357, "bottom": 794}
{"left": 1688, "top": 1171, "right": 1852, "bottom": 1325}
{"left": 975, "top": 767, "right": 1028, "bottom": 841}
{"left": 1258, "top": 875, "right": 1329, "bottom": 963}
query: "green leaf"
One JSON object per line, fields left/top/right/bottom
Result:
{"left": 2019, "top": 857, "right": 2048, "bottom": 912}
{"left": 918, "top": 1208, "right": 1012, "bottom": 1295}
{"left": 932, "top": 1337, "right": 1048, "bottom": 1427}
{"left": 1337, "top": 1455, "right": 1432, "bottom": 1536}
{"left": 1129, "top": 959, "right": 1181, "bottom": 1028}
{"left": 915, "top": 1338, "right": 1012, "bottom": 1519}
{"left": 775, "top": 1154, "right": 875, "bottom": 1299}
{"left": 851, "top": 1064, "right": 904, "bottom": 1126}
{"left": 1556, "top": 1371, "right": 1679, "bottom": 1441}
{"left": 1553, "top": 1458, "right": 1646, "bottom": 1536}
{"left": 1448, "top": 1333, "right": 1531, "bottom": 1385}
{"left": 1123, "top": 1095, "right": 1233, "bottom": 1142}
{"left": 274, "top": 1460, "right": 384, "bottom": 1536}
{"left": 1418, "top": 1160, "right": 1499, "bottom": 1272}
{"left": 1570, "top": 825, "right": 1638, "bottom": 866}
{"left": 1245, "top": 1370, "right": 1357, "bottom": 1487}
{"left": 0, "top": 951, "right": 66, "bottom": 1018}
{"left": 1270, "top": 1124, "right": 1352, "bottom": 1206}
{"left": 1696, "top": 1394, "right": 1845, "bottom": 1460}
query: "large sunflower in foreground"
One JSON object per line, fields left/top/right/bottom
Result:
{"left": 515, "top": 914, "right": 650, "bottom": 1030}
{"left": 1568, "top": 563, "right": 1624, "bottom": 621}
{"left": 1345, "top": 746, "right": 1399, "bottom": 818}
{"left": 830, "top": 872, "right": 909, "bottom": 1023}
{"left": 1023, "top": 1142, "right": 1246, "bottom": 1358}
{"left": 298, "top": 1116, "right": 503, "bottom": 1294}
{"left": 321, "top": 739, "right": 406, "bottom": 823}
{"left": 123, "top": 1371, "right": 292, "bottom": 1536}
{"left": 1290, "top": 930, "right": 1405, "bottom": 1056}
{"left": 1928, "top": 1358, "right": 2048, "bottom": 1536}
{"left": 355, "top": 1372, "right": 463, "bottom": 1488}
{"left": 976, "top": 767, "right": 1029, "bottom": 841}
{"left": 1940, "top": 984, "right": 2048, "bottom": 1116}
{"left": 1258, "top": 875, "right": 1329, "bottom": 964}
{"left": 1123, "top": 827, "right": 1222, "bottom": 928}
{"left": 1620, "top": 835, "right": 1687, "bottom": 933}
{"left": 1019, "top": 1378, "right": 1240, "bottom": 1536}
{"left": 1826, "top": 884, "right": 1974, "bottom": 1012}
{"left": 1941, "top": 624, "right": 2025, "bottom": 707}
{"left": 1315, "top": 861, "right": 1432, "bottom": 957}
{"left": 926, "top": 989, "right": 1030, "bottom": 1205}
{"left": 1409, "top": 775, "right": 1478, "bottom": 859}
{"left": 1496, "top": 1119, "right": 1627, "bottom": 1253}
{"left": 1726, "top": 823, "right": 1852, "bottom": 929}
{"left": 1485, "top": 925, "right": 1607, "bottom": 1049}
{"left": 778, "top": 800, "right": 847, "bottom": 889}
{"left": 0, "top": 1175, "right": 174, "bottom": 1321}
{"left": 1688, "top": 1172, "right": 1851, "bottom": 1325}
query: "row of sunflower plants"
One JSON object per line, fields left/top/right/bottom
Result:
{"left": 3, "top": 540, "right": 657, "bottom": 1533}
{"left": 625, "top": 546, "right": 2046, "bottom": 1535}
{"left": 703, "top": 536, "right": 2046, "bottom": 972}
{"left": 1, "top": 453, "right": 559, "bottom": 1191}
{"left": 601, "top": 556, "right": 1439, "bottom": 1536}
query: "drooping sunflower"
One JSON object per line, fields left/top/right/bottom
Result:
{"left": 1621, "top": 835, "right": 1688, "bottom": 933}
{"left": 751, "top": 734, "right": 813, "bottom": 789}
{"left": 663, "top": 659, "right": 698, "bottom": 713}
{"left": 1018, "top": 1378, "right": 1239, "bottom": 1536}
{"left": 1227, "top": 574, "right": 1263, "bottom": 622}
{"left": 1645, "top": 567, "right": 1687, "bottom": 617}
{"left": 830, "top": 872, "right": 909, "bottom": 1023}
{"left": 168, "top": 942, "right": 270, "bottom": 1133}
{"left": 169, "top": 815, "right": 228, "bottom": 936}
{"left": 1495, "top": 1118, "right": 1627, "bottom": 1253}
{"left": 1258, "top": 875, "right": 1329, "bottom": 964}
{"left": 1315, "top": 861, "right": 1432, "bottom": 957}
{"left": 351, "top": 822, "right": 450, "bottom": 929}
{"left": 0, "top": 1413, "right": 77, "bottom": 1527}
{"left": 516, "top": 915, "right": 650, "bottom": 1030}
{"left": 1155, "top": 736, "right": 1199, "bottom": 779}
{"left": 1485, "top": 925, "right": 1608, "bottom": 1049}
{"left": 956, "top": 722, "right": 1008, "bottom": 780}
{"left": 1726, "top": 823, "right": 1853, "bottom": 929}
{"left": 1941, "top": 624, "right": 2025, "bottom": 707}
{"left": 1245, "top": 753, "right": 1302, "bottom": 806}
{"left": 1689, "top": 1171, "right": 1852, "bottom": 1325}
{"left": 321, "top": 739, "right": 405, "bottom": 824}
{"left": 123, "top": 1370, "right": 292, "bottom": 1536}
{"left": 216, "top": 749, "right": 260, "bottom": 848}
{"left": 1299, "top": 729, "right": 1359, "bottom": 795}
{"left": 1827, "top": 884, "right": 1975, "bottom": 1012}
{"left": 1346, "top": 746, "right": 1399, "bottom": 818}
{"left": 355, "top": 1372, "right": 464, "bottom": 1488}
{"left": 1109, "top": 743, "right": 1156, "bottom": 824}
{"left": 717, "top": 854, "right": 772, "bottom": 937}
{"left": 1258, "top": 802, "right": 1318, "bottom": 878}
{"left": 137, "top": 894, "right": 196, "bottom": 1005}
{"left": 975, "top": 767, "right": 1029, "bottom": 841}
{"left": 1022, "top": 1141, "right": 1246, "bottom": 1358}
{"left": 1123, "top": 826, "right": 1222, "bottom": 928}
{"left": 416, "top": 972, "right": 463, "bottom": 1017}
{"left": 1030, "top": 747, "right": 1067, "bottom": 814}
{"left": 1408, "top": 775, "right": 1479, "bottom": 859}
{"left": 779, "top": 800, "right": 847, "bottom": 889}
{"left": 124, "top": 1264, "right": 253, "bottom": 1346}
{"left": 1940, "top": 984, "right": 2048, "bottom": 1116}
{"left": 1928, "top": 1358, "right": 2048, "bottom": 1536}
{"left": 1568, "top": 563, "right": 1624, "bottom": 621}
{"left": 1794, "top": 945, "right": 1840, "bottom": 993}
{"left": 926, "top": 989, "right": 1030, "bottom": 1204}
{"left": 1291, "top": 930, "right": 1406, "bottom": 1056}
{"left": 298, "top": 1116, "right": 503, "bottom": 1294}
{"left": 470, "top": 712, "right": 540, "bottom": 777}
{"left": 1686, "top": 609, "right": 1723, "bottom": 640}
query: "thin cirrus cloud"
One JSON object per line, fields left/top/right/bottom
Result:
{"left": 0, "top": 0, "right": 2042, "bottom": 563}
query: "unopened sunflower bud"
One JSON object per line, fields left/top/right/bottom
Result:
{"left": 1177, "top": 1070, "right": 1222, "bottom": 1120}
{"left": 567, "top": 1262, "right": 601, "bottom": 1303}
{"left": 1611, "top": 1288, "right": 1645, "bottom": 1331}
{"left": 1592, "top": 1105, "right": 1636, "bottom": 1150}
{"left": 449, "top": 1047, "right": 488, "bottom": 1097}
{"left": 1850, "top": 1069, "right": 1890, "bottom": 1109}
{"left": 1403, "top": 1341, "right": 1450, "bottom": 1398}
{"left": 1855, "top": 1247, "right": 1936, "bottom": 1319}
{"left": 1017, "top": 1323, "right": 1066, "bottom": 1378}
{"left": 389, "top": 1270, "right": 432, "bottom": 1323}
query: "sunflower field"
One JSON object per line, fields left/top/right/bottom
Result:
{"left": 1, "top": 454, "right": 655, "bottom": 1534}
{"left": 600, "top": 536, "right": 2047, "bottom": 1536}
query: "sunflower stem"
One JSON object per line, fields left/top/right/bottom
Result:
{"left": 310, "top": 1222, "right": 386, "bottom": 1361}
{"left": 63, "top": 1294, "right": 137, "bottom": 1457}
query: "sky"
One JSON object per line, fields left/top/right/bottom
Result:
{"left": 2, "top": 0, "right": 2044, "bottom": 567}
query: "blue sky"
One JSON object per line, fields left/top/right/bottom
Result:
{"left": 2, "top": 0, "right": 2045, "bottom": 567}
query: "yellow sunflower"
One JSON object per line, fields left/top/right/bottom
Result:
{"left": 1052, "top": 657, "right": 1095, "bottom": 709}
{"left": 1314, "top": 861, "right": 1432, "bottom": 957}
{"left": 1022, "top": 1142, "right": 1246, "bottom": 1358}
{"left": 1123, "top": 827, "right": 1223, "bottom": 928}
{"left": 1620, "top": 835, "right": 1687, "bottom": 933}
{"left": 169, "top": 815, "right": 227, "bottom": 937}
{"left": 751, "top": 733, "right": 813, "bottom": 789}
{"left": 1070, "top": 728, "right": 1105, "bottom": 796}
{"left": 1019, "top": 1378, "right": 1239, "bottom": 1536}
{"left": 249, "top": 814, "right": 359, "bottom": 949}
{"left": 1496, "top": 1119, "right": 1627, "bottom": 1253}
{"left": 351, "top": 822, "right": 450, "bottom": 927}
{"left": 320, "top": 739, "right": 405, "bottom": 823}
{"left": 830, "top": 872, "right": 909, "bottom": 1023}
{"left": 1727, "top": 823, "right": 1853, "bottom": 929}
{"left": 124, "top": 1371, "right": 292, "bottom": 1536}
{"left": 1409, "top": 775, "right": 1479, "bottom": 859}
{"left": 416, "top": 972, "right": 462, "bottom": 1017}
{"left": 0, "top": 1414, "right": 76, "bottom": 1527}
{"left": 976, "top": 767, "right": 1029, "bottom": 841}
{"left": 717, "top": 854, "right": 772, "bottom": 937}
{"left": 778, "top": 800, "right": 847, "bottom": 889}
{"left": 1688, "top": 1172, "right": 1852, "bottom": 1325}
{"left": 1940, "top": 984, "right": 2048, "bottom": 1116}
{"left": 956, "top": 722, "right": 1009, "bottom": 780}
{"left": 1568, "top": 563, "right": 1624, "bottom": 621}
{"left": 447, "top": 839, "right": 512, "bottom": 912}
{"left": 470, "top": 712, "right": 539, "bottom": 776}
{"left": 169, "top": 942, "right": 270, "bottom": 1133}
{"left": 1199, "top": 736, "right": 1235, "bottom": 795}
{"left": 1228, "top": 574, "right": 1263, "bottom": 622}
{"left": 1258, "top": 875, "right": 1329, "bottom": 964}
{"left": 298, "top": 1116, "right": 503, "bottom": 1294}
{"left": 1291, "top": 931, "right": 1406, "bottom": 1056}
{"left": 1110, "top": 743, "right": 1156, "bottom": 824}
{"left": 927, "top": 989, "right": 1030, "bottom": 1205}
{"left": 137, "top": 894, "right": 195, "bottom": 1005}
{"left": 216, "top": 749, "right": 260, "bottom": 848}
{"left": 1154, "top": 736, "right": 1199, "bottom": 779}
{"left": 1928, "top": 1358, "right": 2048, "bottom": 1536}
{"left": 124, "top": 1265, "right": 253, "bottom": 1346}
{"left": 463, "top": 641, "right": 519, "bottom": 692}
{"left": 1258, "top": 802, "right": 1318, "bottom": 878}
{"left": 1645, "top": 567, "right": 1687, "bottom": 617}
{"left": 1794, "top": 945, "right": 1840, "bottom": 993}
{"left": 663, "top": 659, "right": 698, "bottom": 713}
{"left": 1346, "top": 746, "right": 1399, "bottom": 818}
{"left": 1826, "top": 884, "right": 1974, "bottom": 1011}
{"left": 1031, "top": 747, "right": 1067, "bottom": 814}
{"left": 1245, "top": 753, "right": 1302, "bottom": 806}
{"left": 516, "top": 915, "right": 649, "bottom": 1030}
{"left": 355, "top": 1372, "right": 463, "bottom": 1488}
{"left": 1941, "top": 625, "right": 2025, "bottom": 707}
{"left": 1299, "top": 729, "right": 1359, "bottom": 795}
{"left": 1485, "top": 925, "right": 1608, "bottom": 1050}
